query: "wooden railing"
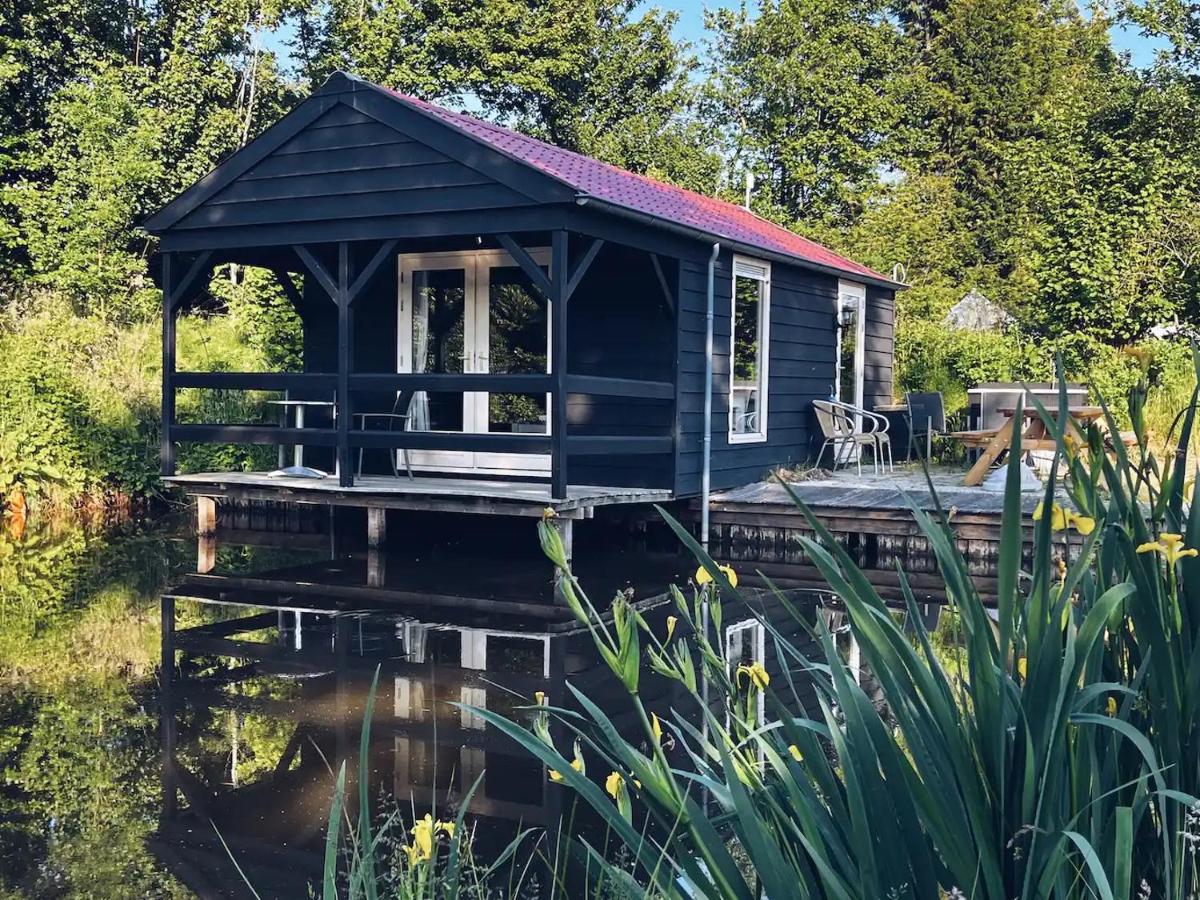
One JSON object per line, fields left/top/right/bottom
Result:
{"left": 164, "top": 371, "right": 675, "bottom": 495}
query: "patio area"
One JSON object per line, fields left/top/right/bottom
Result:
{"left": 717, "top": 464, "right": 1045, "bottom": 518}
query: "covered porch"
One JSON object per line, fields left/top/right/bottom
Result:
{"left": 158, "top": 225, "right": 681, "bottom": 504}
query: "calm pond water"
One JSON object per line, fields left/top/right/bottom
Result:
{"left": 0, "top": 509, "right": 721, "bottom": 898}
{"left": 0, "top": 506, "right": 935, "bottom": 898}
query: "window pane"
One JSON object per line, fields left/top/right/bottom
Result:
{"left": 732, "top": 275, "right": 764, "bottom": 435}
{"left": 410, "top": 269, "right": 466, "bottom": 433}
{"left": 488, "top": 264, "right": 549, "bottom": 434}
{"left": 838, "top": 296, "right": 860, "bottom": 405}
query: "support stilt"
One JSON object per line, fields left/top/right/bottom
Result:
{"left": 367, "top": 547, "right": 386, "bottom": 587}
{"left": 367, "top": 507, "right": 386, "bottom": 549}
{"left": 196, "top": 535, "right": 216, "bottom": 574}
{"left": 196, "top": 497, "right": 217, "bottom": 536}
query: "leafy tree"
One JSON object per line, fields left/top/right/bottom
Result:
{"left": 703, "top": 0, "right": 918, "bottom": 228}
{"left": 295, "top": 0, "right": 719, "bottom": 189}
{"left": 2, "top": 0, "right": 300, "bottom": 321}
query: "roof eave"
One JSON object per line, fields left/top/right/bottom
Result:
{"left": 574, "top": 195, "right": 906, "bottom": 291}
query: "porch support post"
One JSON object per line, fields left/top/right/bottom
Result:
{"left": 161, "top": 252, "right": 177, "bottom": 476}
{"left": 161, "top": 250, "right": 213, "bottom": 476}
{"left": 336, "top": 242, "right": 354, "bottom": 487}
{"left": 550, "top": 230, "right": 569, "bottom": 499}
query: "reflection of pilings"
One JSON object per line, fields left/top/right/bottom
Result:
{"left": 160, "top": 595, "right": 177, "bottom": 822}
{"left": 196, "top": 534, "right": 215, "bottom": 574}
{"left": 367, "top": 547, "right": 386, "bottom": 587}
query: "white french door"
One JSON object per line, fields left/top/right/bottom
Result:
{"left": 397, "top": 249, "right": 552, "bottom": 476}
{"left": 835, "top": 280, "right": 867, "bottom": 411}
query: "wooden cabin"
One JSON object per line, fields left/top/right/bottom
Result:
{"left": 148, "top": 72, "right": 899, "bottom": 523}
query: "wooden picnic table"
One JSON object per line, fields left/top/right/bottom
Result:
{"left": 955, "top": 405, "right": 1104, "bottom": 487}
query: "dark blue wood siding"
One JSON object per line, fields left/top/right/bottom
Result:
{"left": 567, "top": 242, "right": 675, "bottom": 488}
{"left": 171, "top": 103, "right": 540, "bottom": 234}
{"left": 674, "top": 251, "right": 856, "bottom": 496}
{"left": 863, "top": 285, "right": 895, "bottom": 411}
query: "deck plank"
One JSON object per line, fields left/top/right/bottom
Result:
{"left": 164, "top": 472, "right": 672, "bottom": 517}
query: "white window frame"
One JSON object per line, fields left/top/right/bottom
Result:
{"left": 728, "top": 256, "right": 771, "bottom": 444}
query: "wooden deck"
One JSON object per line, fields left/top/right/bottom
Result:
{"left": 711, "top": 469, "right": 1044, "bottom": 520}
{"left": 696, "top": 468, "right": 1072, "bottom": 578}
{"left": 164, "top": 471, "right": 672, "bottom": 518}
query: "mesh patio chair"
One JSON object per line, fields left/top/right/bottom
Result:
{"left": 354, "top": 389, "right": 416, "bottom": 479}
{"left": 905, "top": 392, "right": 947, "bottom": 461}
{"left": 814, "top": 399, "right": 890, "bottom": 475}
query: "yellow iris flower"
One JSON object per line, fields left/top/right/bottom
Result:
{"left": 695, "top": 564, "right": 738, "bottom": 587}
{"left": 737, "top": 661, "right": 770, "bottom": 691}
{"left": 549, "top": 755, "right": 584, "bottom": 783}
{"left": 1017, "top": 656, "right": 1028, "bottom": 679}
{"left": 651, "top": 712, "right": 663, "bottom": 744}
{"left": 1136, "top": 532, "right": 1199, "bottom": 566}
{"left": 406, "top": 815, "right": 455, "bottom": 864}
{"left": 1033, "top": 501, "right": 1095, "bottom": 536}
{"left": 666, "top": 615, "right": 678, "bottom": 641}
{"left": 1106, "top": 696, "right": 1118, "bottom": 717}
{"left": 605, "top": 771, "right": 625, "bottom": 799}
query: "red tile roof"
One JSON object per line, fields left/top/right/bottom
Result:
{"left": 384, "top": 88, "right": 892, "bottom": 284}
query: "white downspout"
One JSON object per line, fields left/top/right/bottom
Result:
{"left": 700, "top": 242, "right": 719, "bottom": 757}
{"left": 701, "top": 242, "right": 720, "bottom": 552}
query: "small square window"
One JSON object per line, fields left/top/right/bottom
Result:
{"left": 730, "top": 257, "right": 770, "bottom": 442}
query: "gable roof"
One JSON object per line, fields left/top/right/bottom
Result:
{"left": 375, "top": 82, "right": 892, "bottom": 284}
{"left": 147, "top": 71, "right": 896, "bottom": 286}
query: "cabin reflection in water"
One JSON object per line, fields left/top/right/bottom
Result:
{"left": 151, "top": 541, "right": 884, "bottom": 898}
{"left": 154, "top": 566, "right": 680, "bottom": 898}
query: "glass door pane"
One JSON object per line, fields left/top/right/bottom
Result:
{"left": 400, "top": 260, "right": 475, "bottom": 473}
{"left": 837, "top": 301, "right": 859, "bottom": 407}
{"left": 486, "top": 265, "right": 548, "bottom": 434}
{"left": 410, "top": 268, "right": 466, "bottom": 433}
{"left": 475, "top": 260, "right": 551, "bottom": 474}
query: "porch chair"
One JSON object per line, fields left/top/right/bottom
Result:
{"left": 813, "top": 399, "right": 891, "bottom": 475}
{"left": 354, "top": 389, "right": 416, "bottom": 480}
{"left": 905, "top": 392, "right": 947, "bottom": 461}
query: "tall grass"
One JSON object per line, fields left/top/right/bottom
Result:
{"left": 467, "top": 362, "right": 1200, "bottom": 899}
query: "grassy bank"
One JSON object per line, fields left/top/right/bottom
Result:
{"left": 0, "top": 287, "right": 295, "bottom": 511}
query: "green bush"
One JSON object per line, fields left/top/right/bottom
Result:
{"left": 896, "top": 319, "right": 1050, "bottom": 413}
{"left": 0, "top": 287, "right": 293, "bottom": 505}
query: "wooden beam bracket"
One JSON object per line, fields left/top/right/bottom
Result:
{"left": 293, "top": 245, "right": 339, "bottom": 301}
{"left": 170, "top": 251, "right": 214, "bottom": 312}
{"left": 272, "top": 268, "right": 305, "bottom": 316}
{"left": 497, "top": 233, "right": 553, "bottom": 298}
{"left": 348, "top": 239, "right": 399, "bottom": 303}
{"left": 649, "top": 253, "right": 675, "bottom": 315}
{"left": 565, "top": 238, "right": 604, "bottom": 300}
